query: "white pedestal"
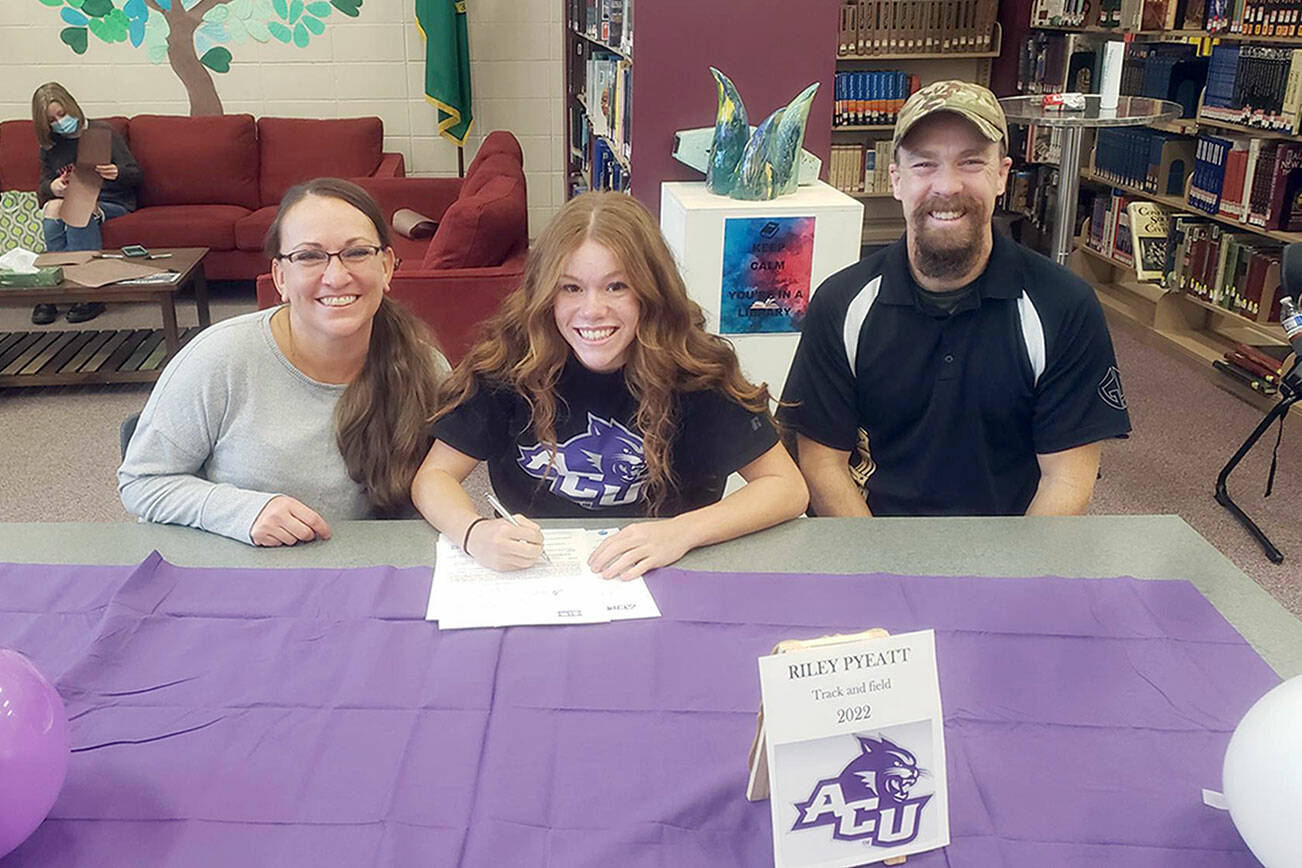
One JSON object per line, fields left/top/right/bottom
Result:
{"left": 659, "top": 181, "right": 865, "bottom": 401}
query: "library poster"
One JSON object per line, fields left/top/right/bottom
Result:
{"left": 719, "top": 216, "right": 815, "bottom": 335}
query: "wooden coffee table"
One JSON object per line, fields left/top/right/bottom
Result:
{"left": 0, "top": 247, "right": 210, "bottom": 387}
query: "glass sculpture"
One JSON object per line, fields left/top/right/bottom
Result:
{"left": 705, "top": 68, "right": 819, "bottom": 201}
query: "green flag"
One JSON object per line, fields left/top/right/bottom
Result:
{"left": 416, "top": 0, "right": 473, "bottom": 146}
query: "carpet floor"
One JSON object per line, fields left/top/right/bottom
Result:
{"left": 1, "top": 286, "right": 1298, "bottom": 616}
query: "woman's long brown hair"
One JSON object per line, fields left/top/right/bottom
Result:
{"left": 434, "top": 191, "right": 770, "bottom": 515}
{"left": 265, "top": 178, "right": 445, "bottom": 516}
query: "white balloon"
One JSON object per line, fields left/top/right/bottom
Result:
{"left": 1222, "top": 675, "right": 1302, "bottom": 868}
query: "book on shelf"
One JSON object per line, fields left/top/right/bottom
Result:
{"left": 837, "top": 0, "right": 998, "bottom": 56}
{"left": 830, "top": 144, "right": 864, "bottom": 193}
{"left": 1198, "top": 43, "right": 1302, "bottom": 134}
{"left": 569, "top": 0, "right": 633, "bottom": 51}
{"left": 875, "top": 140, "right": 892, "bottom": 192}
{"left": 1112, "top": 192, "right": 1136, "bottom": 267}
{"left": 1031, "top": 0, "right": 1088, "bottom": 27}
{"left": 1205, "top": 0, "right": 1230, "bottom": 31}
{"left": 829, "top": 142, "right": 894, "bottom": 194}
{"left": 1123, "top": 42, "right": 1208, "bottom": 118}
{"left": 1224, "top": 348, "right": 1281, "bottom": 383}
{"left": 1164, "top": 212, "right": 1207, "bottom": 288}
{"left": 1233, "top": 341, "right": 1287, "bottom": 376}
{"left": 1214, "top": 135, "right": 1253, "bottom": 222}
{"left": 839, "top": 0, "right": 857, "bottom": 55}
{"left": 1232, "top": 0, "right": 1299, "bottom": 35}
{"left": 1189, "top": 132, "right": 1232, "bottom": 216}
{"left": 1118, "top": 0, "right": 1176, "bottom": 30}
{"left": 1166, "top": 220, "right": 1284, "bottom": 319}
{"left": 1264, "top": 142, "right": 1302, "bottom": 230}
{"left": 1128, "top": 200, "right": 1172, "bottom": 281}
{"left": 1019, "top": 31, "right": 1101, "bottom": 94}
{"left": 1097, "top": 0, "right": 1123, "bottom": 27}
{"left": 1083, "top": 187, "right": 1131, "bottom": 262}
{"left": 1021, "top": 123, "right": 1062, "bottom": 165}
{"left": 577, "top": 51, "right": 631, "bottom": 161}
{"left": 833, "top": 71, "right": 919, "bottom": 126}
{"left": 590, "top": 136, "right": 629, "bottom": 193}
{"left": 1212, "top": 359, "right": 1278, "bottom": 394}
{"left": 1019, "top": 37, "right": 1209, "bottom": 120}
{"left": 1181, "top": 0, "right": 1209, "bottom": 30}
{"left": 1091, "top": 127, "right": 1194, "bottom": 197}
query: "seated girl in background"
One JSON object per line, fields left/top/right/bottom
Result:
{"left": 119, "top": 178, "right": 446, "bottom": 546}
{"left": 412, "top": 191, "right": 808, "bottom": 580}
{"left": 31, "top": 81, "right": 142, "bottom": 324}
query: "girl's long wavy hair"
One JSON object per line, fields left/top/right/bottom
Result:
{"left": 31, "top": 82, "right": 86, "bottom": 149}
{"left": 265, "top": 178, "right": 445, "bottom": 517}
{"left": 434, "top": 191, "right": 771, "bottom": 515}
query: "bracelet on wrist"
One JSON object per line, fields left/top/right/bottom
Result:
{"left": 461, "top": 516, "right": 491, "bottom": 555}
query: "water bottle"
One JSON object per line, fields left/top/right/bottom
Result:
{"left": 1282, "top": 296, "right": 1302, "bottom": 358}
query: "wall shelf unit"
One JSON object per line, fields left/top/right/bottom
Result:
{"left": 1020, "top": 15, "right": 1302, "bottom": 410}
{"left": 1074, "top": 244, "right": 1299, "bottom": 414}
{"left": 565, "top": 1, "right": 634, "bottom": 196}
{"left": 832, "top": 0, "right": 1000, "bottom": 248}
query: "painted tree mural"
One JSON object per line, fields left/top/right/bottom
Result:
{"left": 35, "top": 0, "right": 364, "bottom": 116}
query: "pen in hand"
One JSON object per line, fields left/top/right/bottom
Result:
{"left": 485, "top": 492, "right": 552, "bottom": 564}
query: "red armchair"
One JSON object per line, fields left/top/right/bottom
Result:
{"left": 256, "top": 131, "right": 529, "bottom": 365}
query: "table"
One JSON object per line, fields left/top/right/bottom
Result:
{"left": 998, "top": 96, "right": 1182, "bottom": 266}
{"left": 0, "top": 247, "right": 210, "bottom": 387}
{"left": 1, "top": 516, "right": 1298, "bottom": 866}
{"left": 2, "top": 515, "right": 1295, "bottom": 677}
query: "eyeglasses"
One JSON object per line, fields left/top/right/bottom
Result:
{"left": 276, "top": 245, "right": 384, "bottom": 270}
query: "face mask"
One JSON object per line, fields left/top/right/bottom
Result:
{"left": 52, "top": 115, "right": 79, "bottom": 136}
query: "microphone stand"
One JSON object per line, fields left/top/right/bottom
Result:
{"left": 1214, "top": 358, "right": 1302, "bottom": 564}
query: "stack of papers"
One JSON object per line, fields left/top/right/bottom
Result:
{"left": 426, "top": 528, "right": 661, "bottom": 629}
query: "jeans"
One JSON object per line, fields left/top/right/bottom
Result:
{"left": 43, "top": 200, "right": 130, "bottom": 252}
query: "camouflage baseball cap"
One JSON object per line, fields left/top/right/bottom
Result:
{"left": 893, "top": 80, "right": 1007, "bottom": 152}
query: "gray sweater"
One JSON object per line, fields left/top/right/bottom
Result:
{"left": 118, "top": 308, "right": 373, "bottom": 544}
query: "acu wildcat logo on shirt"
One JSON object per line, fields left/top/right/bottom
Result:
{"left": 518, "top": 414, "right": 648, "bottom": 509}
{"left": 792, "top": 735, "right": 930, "bottom": 847}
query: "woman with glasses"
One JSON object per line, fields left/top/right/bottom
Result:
{"left": 30, "top": 81, "right": 142, "bottom": 325}
{"left": 411, "top": 191, "right": 808, "bottom": 579}
{"left": 119, "top": 178, "right": 447, "bottom": 546}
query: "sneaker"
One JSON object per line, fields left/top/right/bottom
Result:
{"left": 66, "top": 302, "right": 106, "bottom": 324}
{"left": 31, "top": 304, "right": 58, "bottom": 325}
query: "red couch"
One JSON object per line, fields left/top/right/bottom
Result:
{"left": 255, "top": 130, "right": 530, "bottom": 365}
{"left": 0, "top": 114, "right": 404, "bottom": 280}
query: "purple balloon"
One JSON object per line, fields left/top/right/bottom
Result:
{"left": 0, "top": 648, "right": 69, "bottom": 859}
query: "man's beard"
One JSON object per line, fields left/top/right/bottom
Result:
{"left": 909, "top": 196, "right": 983, "bottom": 280}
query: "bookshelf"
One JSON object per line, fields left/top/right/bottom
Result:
{"left": 1074, "top": 243, "right": 1300, "bottom": 413}
{"left": 1018, "top": 13, "right": 1302, "bottom": 408}
{"left": 565, "top": 1, "right": 634, "bottom": 196}
{"left": 831, "top": 0, "right": 1002, "bottom": 247}
{"left": 565, "top": 0, "right": 839, "bottom": 216}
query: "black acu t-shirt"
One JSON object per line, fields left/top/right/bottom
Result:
{"left": 432, "top": 359, "right": 779, "bottom": 518}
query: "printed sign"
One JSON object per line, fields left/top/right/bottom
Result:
{"left": 757, "top": 629, "right": 949, "bottom": 867}
{"left": 719, "top": 216, "right": 815, "bottom": 334}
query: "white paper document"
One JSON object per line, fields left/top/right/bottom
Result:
{"left": 757, "top": 629, "right": 949, "bottom": 868}
{"left": 426, "top": 528, "right": 661, "bottom": 629}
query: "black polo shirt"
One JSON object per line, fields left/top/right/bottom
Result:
{"left": 778, "top": 233, "right": 1131, "bottom": 516}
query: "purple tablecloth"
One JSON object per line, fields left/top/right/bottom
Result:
{"left": 0, "top": 553, "right": 1277, "bottom": 867}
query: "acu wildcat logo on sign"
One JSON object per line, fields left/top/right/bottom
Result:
{"left": 518, "top": 414, "right": 647, "bottom": 509}
{"left": 792, "top": 735, "right": 930, "bottom": 847}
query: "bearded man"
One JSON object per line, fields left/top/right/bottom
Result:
{"left": 778, "top": 81, "right": 1131, "bottom": 517}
